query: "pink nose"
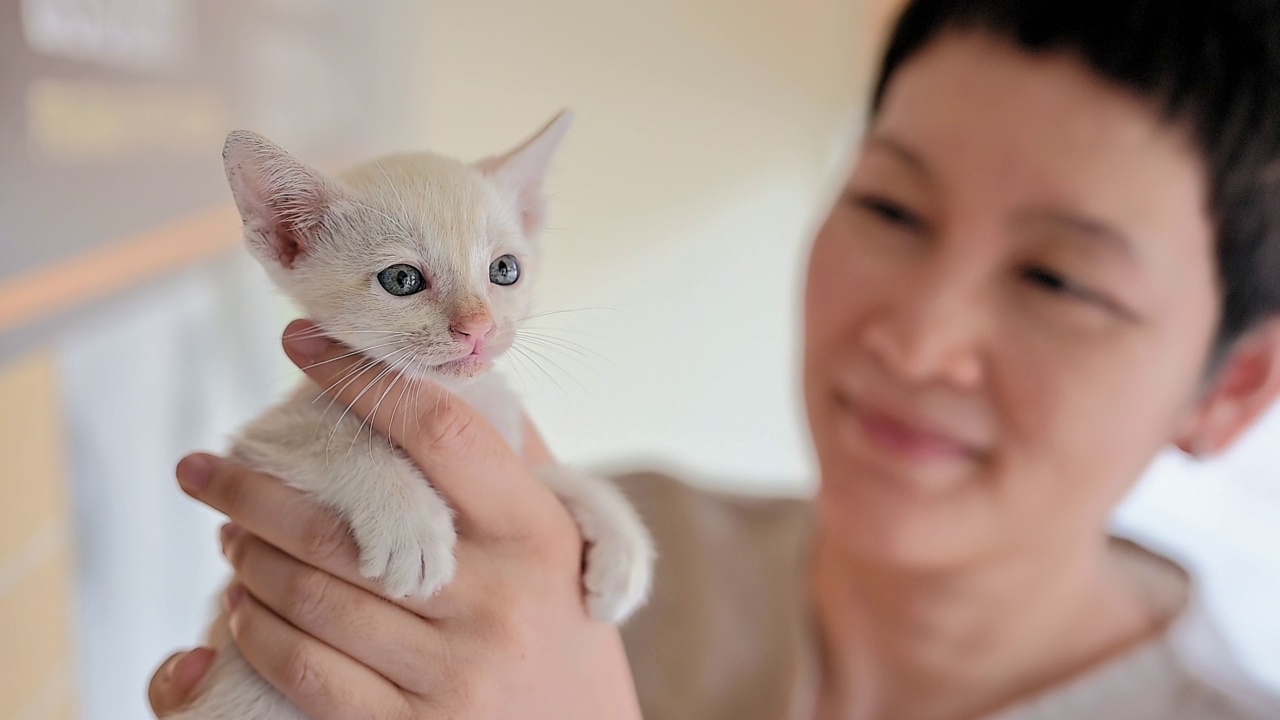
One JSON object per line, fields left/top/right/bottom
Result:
{"left": 450, "top": 318, "right": 495, "bottom": 351}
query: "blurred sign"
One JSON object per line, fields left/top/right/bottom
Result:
{"left": 21, "top": 0, "right": 195, "bottom": 73}
{"left": 0, "top": 0, "right": 397, "bottom": 289}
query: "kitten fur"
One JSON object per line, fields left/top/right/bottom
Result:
{"left": 170, "top": 113, "right": 654, "bottom": 720}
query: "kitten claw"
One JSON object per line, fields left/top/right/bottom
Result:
{"left": 583, "top": 531, "right": 654, "bottom": 624}
{"left": 355, "top": 511, "right": 457, "bottom": 599}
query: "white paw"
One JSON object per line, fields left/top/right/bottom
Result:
{"left": 583, "top": 527, "right": 654, "bottom": 624}
{"left": 352, "top": 508, "right": 458, "bottom": 599}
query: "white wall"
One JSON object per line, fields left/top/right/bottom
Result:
{"left": 389, "top": 0, "right": 867, "bottom": 488}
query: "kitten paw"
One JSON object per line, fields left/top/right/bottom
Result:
{"left": 583, "top": 527, "right": 654, "bottom": 624}
{"left": 354, "top": 509, "right": 458, "bottom": 599}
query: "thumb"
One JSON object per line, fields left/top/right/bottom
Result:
{"left": 148, "top": 647, "right": 216, "bottom": 717}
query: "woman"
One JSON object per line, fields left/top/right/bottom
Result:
{"left": 151, "top": 0, "right": 1280, "bottom": 717}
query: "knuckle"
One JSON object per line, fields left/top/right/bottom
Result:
{"left": 438, "top": 666, "right": 481, "bottom": 715}
{"left": 284, "top": 565, "right": 335, "bottom": 628}
{"left": 210, "top": 461, "right": 251, "bottom": 515}
{"left": 302, "top": 517, "right": 351, "bottom": 566}
{"left": 282, "top": 642, "right": 328, "bottom": 702}
{"left": 422, "top": 405, "right": 480, "bottom": 456}
{"left": 479, "top": 583, "right": 536, "bottom": 652}
{"left": 223, "top": 532, "right": 249, "bottom": 569}
{"left": 373, "top": 703, "right": 416, "bottom": 720}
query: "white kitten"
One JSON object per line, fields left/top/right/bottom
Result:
{"left": 169, "top": 113, "right": 654, "bottom": 720}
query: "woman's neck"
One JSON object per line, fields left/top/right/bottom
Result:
{"left": 808, "top": 526, "right": 1166, "bottom": 720}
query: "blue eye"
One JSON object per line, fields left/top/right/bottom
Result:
{"left": 489, "top": 254, "right": 520, "bottom": 286}
{"left": 377, "top": 264, "right": 427, "bottom": 296}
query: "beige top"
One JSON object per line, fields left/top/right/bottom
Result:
{"left": 613, "top": 471, "right": 1280, "bottom": 720}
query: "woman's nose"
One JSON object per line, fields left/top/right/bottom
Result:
{"left": 861, "top": 281, "right": 985, "bottom": 389}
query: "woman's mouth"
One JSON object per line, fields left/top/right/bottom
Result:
{"left": 834, "top": 391, "right": 985, "bottom": 464}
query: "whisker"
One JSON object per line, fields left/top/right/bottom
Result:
{"left": 359, "top": 358, "right": 412, "bottom": 460}
{"left": 309, "top": 355, "right": 382, "bottom": 441}
{"left": 515, "top": 306, "right": 620, "bottom": 323}
{"left": 515, "top": 330, "right": 613, "bottom": 364}
{"left": 333, "top": 346, "right": 417, "bottom": 456}
{"left": 285, "top": 328, "right": 415, "bottom": 339}
{"left": 517, "top": 343, "right": 594, "bottom": 399}
{"left": 515, "top": 333, "right": 604, "bottom": 366}
{"left": 313, "top": 356, "right": 381, "bottom": 407}
{"left": 507, "top": 346, "right": 570, "bottom": 403}
{"left": 500, "top": 344, "right": 537, "bottom": 391}
{"left": 391, "top": 366, "right": 416, "bottom": 450}
{"left": 540, "top": 226, "right": 600, "bottom": 243}
{"left": 314, "top": 344, "right": 416, "bottom": 424}
{"left": 372, "top": 160, "right": 416, "bottom": 237}
{"left": 514, "top": 340, "right": 610, "bottom": 380}
{"left": 298, "top": 340, "right": 410, "bottom": 372}
{"left": 519, "top": 187, "right": 579, "bottom": 217}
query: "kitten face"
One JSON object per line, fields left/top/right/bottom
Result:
{"left": 222, "top": 113, "right": 571, "bottom": 381}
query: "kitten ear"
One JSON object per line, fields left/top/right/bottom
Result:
{"left": 475, "top": 110, "right": 573, "bottom": 239}
{"left": 222, "top": 131, "right": 341, "bottom": 269}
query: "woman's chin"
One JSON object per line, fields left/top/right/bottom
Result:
{"left": 814, "top": 469, "right": 998, "bottom": 572}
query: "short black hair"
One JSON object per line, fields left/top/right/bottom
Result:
{"left": 870, "top": 0, "right": 1280, "bottom": 362}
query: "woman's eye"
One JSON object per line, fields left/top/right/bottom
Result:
{"left": 1024, "top": 267, "right": 1074, "bottom": 295}
{"left": 489, "top": 254, "right": 520, "bottom": 286}
{"left": 852, "top": 194, "right": 925, "bottom": 231}
{"left": 1023, "top": 266, "right": 1110, "bottom": 309}
{"left": 377, "top": 264, "right": 428, "bottom": 296}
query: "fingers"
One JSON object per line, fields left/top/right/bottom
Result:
{"left": 281, "top": 319, "right": 560, "bottom": 537}
{"left": 148, "top": 648, "right": 216, "bottom": 716}
{"left": 179, "top": 456, "right": 467, "bottom": 613}
{"left": 222, "top": 524, "right": 448, "bottom": 690}
{"left": 226, "top": 585, "right": 411, "bottom": 720}
{"left": 177, "top": 454, "right": 364, "bottom": 581}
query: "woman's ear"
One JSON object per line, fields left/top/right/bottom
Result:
{"left": 1174, "top": 318, "right": 1280, "bottom": 457}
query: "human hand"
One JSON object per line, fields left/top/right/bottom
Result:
{"left": 149, "top": 319, "right": 642, "bottom": 719}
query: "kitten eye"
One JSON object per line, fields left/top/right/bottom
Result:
{"left": 377, "top": 264, "right": 427, "bottom": 296}
{"left": 489, "top": 254, "right": 520, "bottom": 286}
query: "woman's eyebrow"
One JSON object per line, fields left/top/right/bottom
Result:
{"left": 870, "top": 133, "right": 931, "bottom": 170}
{"left": 865, "top": 134, "right": 932, "bottom": 178}
{"left": 1016, "top": 208, "right": 1139, "bottom": 263}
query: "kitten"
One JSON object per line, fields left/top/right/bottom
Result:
{"left": 169, "top": 113, "right": 654, "bottom": 719}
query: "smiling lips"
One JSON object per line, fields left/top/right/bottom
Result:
{"left": 834, "top": 390, "right": 987, "bottom": 463}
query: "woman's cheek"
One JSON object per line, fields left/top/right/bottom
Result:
{"left": 993, "top": 328, "right": 1148, "bottom": 528}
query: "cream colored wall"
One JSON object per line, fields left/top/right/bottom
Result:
{"left": 395, "top": 0, "right": 880, "bottom": 488}
{"left": 0, "top": 352, "right": 77, "bottom": 720}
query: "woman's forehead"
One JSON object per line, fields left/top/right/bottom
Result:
{"left": 865, "top": 34, "right": 1212, "bottom": 249}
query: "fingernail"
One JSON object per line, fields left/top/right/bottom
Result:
{"left": 225, "top": 585, "right": 246, "bottom": 611}
{"left": 173, "top": 648, "right": 216, "bottom": 688}
{"left": 177, "top": 455, "right": 214, "bottom": 494}
{"left": 161, "top": 653, "right": 181, "bottom": 682}
{"left": 218, "top": 522, "right": 244, "bottom": 552}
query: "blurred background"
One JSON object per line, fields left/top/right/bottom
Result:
{"left": 0, "top": 0, "right": 1276, "bottom": 718}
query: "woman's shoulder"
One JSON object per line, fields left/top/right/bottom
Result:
{"left": 609, "top": 469, "right": 814, "bottom": 613}
{"left": 608, "top": 469, "right": 816, "bottom": 720}
{"left": 611, "top": 469, "right": 813, "bottom": 548}
{"left": 993, "top": 537, "right": 1280, "bottom": 720}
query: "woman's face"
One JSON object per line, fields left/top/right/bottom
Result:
{"left": 803, "top": 33, "right": 1221, "bottom": 567}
